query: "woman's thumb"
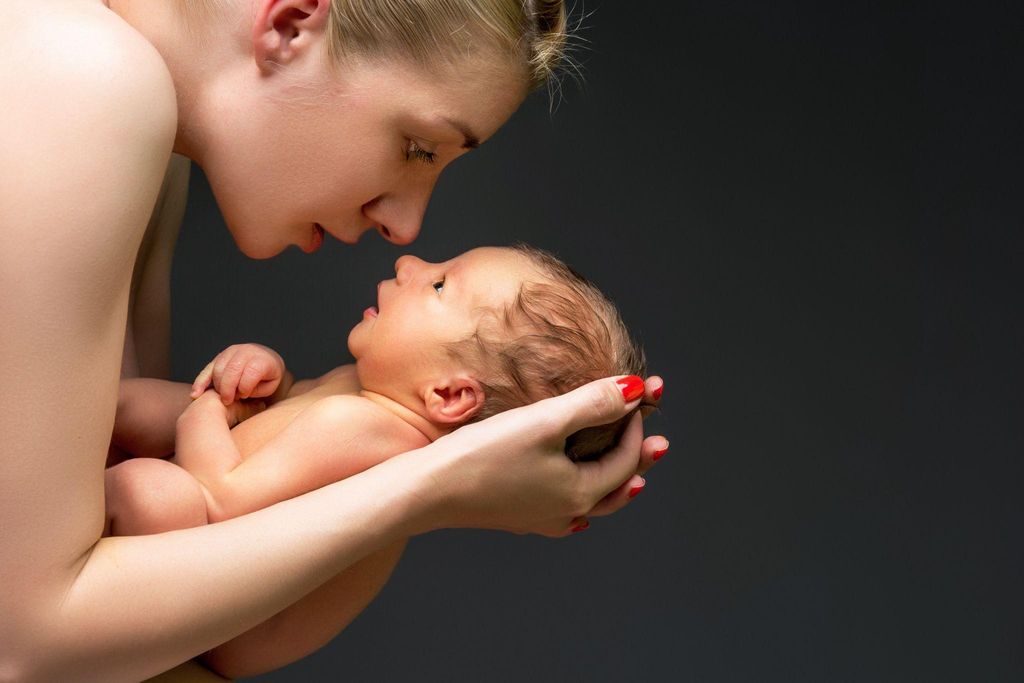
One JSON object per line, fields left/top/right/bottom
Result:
{"left": 557, "top": 375, "right": 645, "bottom": 435}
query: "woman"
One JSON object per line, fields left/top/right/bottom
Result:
{"left": 0, "top": 1, "right": 666, "bottom": 681}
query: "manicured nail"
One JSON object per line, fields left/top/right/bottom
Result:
{"left": 652, "top": 383, "right": 663, "bottom": 401}
{"left": 628, "top": 480, "right": 646, "bottom": 498}
{"left": 653, "top": 445, "right": 669, "bottom": 461}
{"left": 617, "top": 376, "right": 644, "bottom": 402}
{"left": 570, "top": 520, "right": 590, "bottom": 533}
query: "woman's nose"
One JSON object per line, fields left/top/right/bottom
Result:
{"left": 362, "top": 177, "right": 437, "bottom": 246}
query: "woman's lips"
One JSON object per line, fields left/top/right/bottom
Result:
{"left": 301, "top": 223, "right": 325, "bottom": 254}
{"left": 364, "top": 306, "right": 378, "bottom": 318}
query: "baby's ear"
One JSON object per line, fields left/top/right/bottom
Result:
{"left": 423, "top": 376, "right": 484, "bottom": 425}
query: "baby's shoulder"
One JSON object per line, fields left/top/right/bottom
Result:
{"left": 312, "top": 365, "right": 361, "bottom": 394}
{"left": 301, "top": 394, "right": 427, "bottom": 451}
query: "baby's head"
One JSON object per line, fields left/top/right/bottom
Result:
{"left": 348, "top": 245, "right": 646, "bottom": 459}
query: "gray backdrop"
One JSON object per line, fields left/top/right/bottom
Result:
{"left": 170, "top": 1, "right": 1023, "bottom": 680}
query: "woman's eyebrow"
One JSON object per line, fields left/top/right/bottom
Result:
{"left": 441, "top": 117, "right": 480, "bottom": 149}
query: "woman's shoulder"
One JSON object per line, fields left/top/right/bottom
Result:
{"left": 2, "top": 1, "right": 177, "bottom": 151}
{"left": 1, "top": 1, "right": 178, "bottom": 268}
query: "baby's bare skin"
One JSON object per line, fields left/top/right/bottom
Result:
{"left": 106, "top": 364, "right": 428, "bottom": 678}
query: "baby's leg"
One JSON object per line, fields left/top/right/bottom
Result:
{"left": 104, "top": 458, "right": 208, "bottom": 536}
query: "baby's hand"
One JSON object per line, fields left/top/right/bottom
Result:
{"left": 191, "top": 343, "right": 287, "bottom": 405}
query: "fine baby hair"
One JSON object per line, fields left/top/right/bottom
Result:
{"left": 449, "top": 244, "right": 647, "bottom": 460}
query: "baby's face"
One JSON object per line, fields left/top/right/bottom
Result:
{"left": 348, "top": 247, "right": 535, "bottom": 400}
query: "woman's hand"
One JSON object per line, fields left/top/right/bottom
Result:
{"left": 191, "top": 343, "right": 288, "bottom": 404}
{"left": 419, "top": 375, "right": 666, "bottom": 537}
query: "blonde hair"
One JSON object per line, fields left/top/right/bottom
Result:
{"left": 184, "top": 1, "right": 570, "bottom": 90}
{"left": 325, "top": 0, "right": 569, "bottom": 89}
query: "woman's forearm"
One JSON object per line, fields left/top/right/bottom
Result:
{"left": 14, "top": 453, "right": 438, "bottom": 683}
{"left": 113, "top": 378, "right": 194, "bottom": 458}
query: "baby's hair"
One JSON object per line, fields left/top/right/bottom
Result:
{"left": 448, "top": 244, "right": 647, "bottom": 461}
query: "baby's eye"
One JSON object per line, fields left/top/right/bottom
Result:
{"left": 432, "top": 278, "right": 445, "bottom": 294}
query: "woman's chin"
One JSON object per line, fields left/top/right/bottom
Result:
{"left": 226, "top": 225, "right": 290, "bottom": 260}
{"left": 239, "top": 241, "right": 286, "bottom": 260}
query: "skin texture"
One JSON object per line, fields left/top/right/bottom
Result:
{"left": 107, "top": 366, "right": 424, "bottom": 678}
{"left": 0, "top": 1, "right": 666, "bottom": 681}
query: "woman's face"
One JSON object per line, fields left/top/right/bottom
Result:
{"left": 198, "top": 56, "right": 527, "bottom": 258}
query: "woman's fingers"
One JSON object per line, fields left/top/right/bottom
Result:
{"left": 639, "top": 435, "right": 670, "bottom": 476}
{"left": 576, "top": 410, "right": 645, "bottom": 505}
{"left": 640, "top": 375, "right": 664, "bottom": 419}
{"left": 645, "top": 375, "right": 664, "bottom": 405}
{"left": 587, "top": 473, "right": 647, "bottom": 518}
{"left": 555, "top": 375, "right": 646, "bottom": 437}
{"left": 583, "top": 434, "right": 668, "bottom": 520}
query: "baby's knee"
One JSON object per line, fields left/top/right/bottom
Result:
{"left": 105, "top": 458, "right": 208, "bottom": 536}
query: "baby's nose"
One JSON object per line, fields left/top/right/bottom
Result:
{"left": 394, "top": 255, "right": 424, "bottom": 284}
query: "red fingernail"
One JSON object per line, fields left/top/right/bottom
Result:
{"left": 652, "top": 384, "right": 663, "bottom": 401}
{"left": 653, "top": 446, "right": 669, "bottom": 461}
{"left": 628, "top": 482, "right": 645, "bottom": 498}
{"left": 617, "top": 376, "right": 644, "bottom": 402}
{"left": 570, "top": 520, "right": 590, "bottom": 533}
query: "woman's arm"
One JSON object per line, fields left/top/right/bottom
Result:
{"left": 112, "top": 379, "right": 196, "bottom": 458}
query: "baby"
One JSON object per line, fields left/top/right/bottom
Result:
{"left": 103, "top": 244, "right": 646, "bottom": 675}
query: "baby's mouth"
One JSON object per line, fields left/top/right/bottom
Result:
{"left": 363, "top": 281, "right": 382, "bottom": 319}
{"left": 301, "top": 223, "right": 325, "bottom": 254}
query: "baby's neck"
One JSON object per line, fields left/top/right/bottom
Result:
{"left": 357, "top": 390, "right": 450, "bottom": 443}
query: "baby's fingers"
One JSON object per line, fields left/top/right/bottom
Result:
{"left": 191, "top": 360, "right": 216, "bottom": 398}
{"left": 213, "top": 348, "right": 246, "bottom": 405}
{"left": 237, "top": 360, "right": 276, "bottom": 399}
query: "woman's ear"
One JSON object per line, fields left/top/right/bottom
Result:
{"left": 423, "top": 377, "right": 485, "bottom": 426}
{"left": 252, "top": 0, "right": 331, "bottom": 72}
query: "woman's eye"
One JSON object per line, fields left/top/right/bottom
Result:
{"left": 432, "top": 279, "right": 445, "bottom": 294}
{"left": 405, "top": 139, "right": 437, "bottom": 165}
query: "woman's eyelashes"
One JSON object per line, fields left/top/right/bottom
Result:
{"left": 432, "top": 278, "right": 445, "bottom": 294}
{"left": 405, "top": 139, "right": 437, "bottom": 165}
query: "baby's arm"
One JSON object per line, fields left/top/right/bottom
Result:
{"left": 193, "top": 397, "right": 425, "bottom": 677}
{"left": 112, "top": 341, "right": 294, "bottom": 461}
{"left": 179, "top": 391, "right": 425, "bottom": 522}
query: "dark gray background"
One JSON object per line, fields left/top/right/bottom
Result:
{"left": 170, "top": 1, "right": 1023, "bottom": 680}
